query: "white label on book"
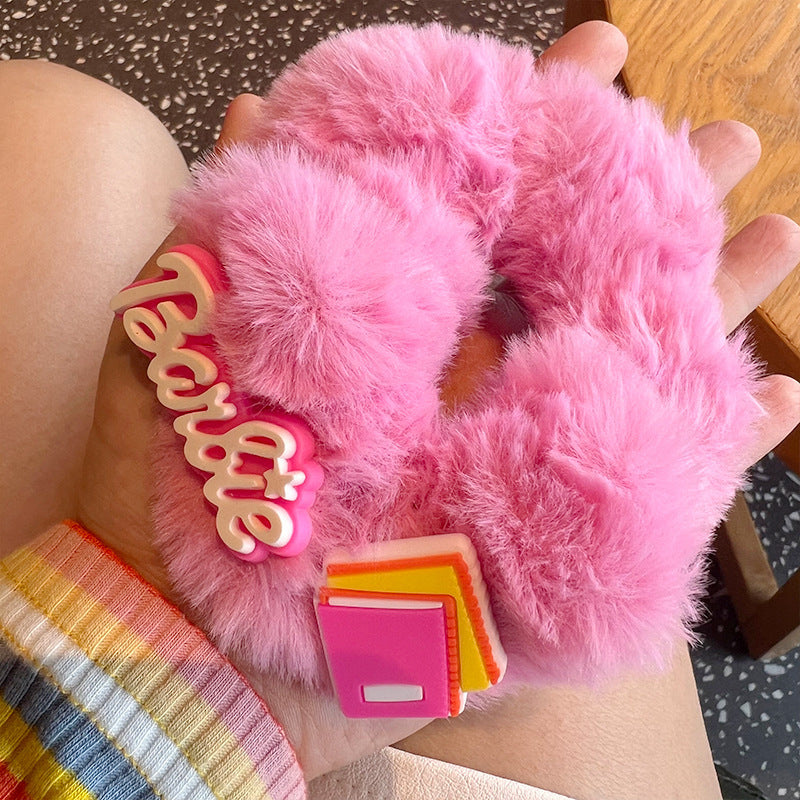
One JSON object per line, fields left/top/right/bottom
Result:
{"left": 327, "top": 597, "right": 442, "bottom": 610}
{"left": 362, "top": 684, "right": 424, "bottom": 703}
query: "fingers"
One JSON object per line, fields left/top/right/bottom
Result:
{"left": 689, "top": 122, "right": 800, "bottom": 456}
{"left": 537, "top": 21, "right": 628, "bottom": 85}
{"left": 740, "top": 374, "right": 800, "bottom": 470}
{"left": 688, "top": 122, "right": 796, "bottom": 334}
{"left": 716, "top": 214, "right": 800, "bottom": 334}
{"left": 714, "top": 213, "right": 800, "bottom": 464}
{"left": 689, "top": 120, "right": 761, "bottom": 203}
{"left": 215, "top": 92, "right": 265, "bottom": 151}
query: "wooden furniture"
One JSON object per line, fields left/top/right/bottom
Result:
{"left": 716, "top": 495, "right": 800, "bottom": 658}
{"left": 565, "top": 0, "right": 800, "bottom": 658}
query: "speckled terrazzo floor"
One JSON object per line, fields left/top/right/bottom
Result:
{"left": 2, "top": 2, "right": 798, "bottom": 798}
{"left": 1, "top": 0, "right": 561, "bottom": 159}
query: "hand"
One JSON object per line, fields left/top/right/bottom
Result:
{"left": 76, "top": 19, "right": 800, "bottom": 783}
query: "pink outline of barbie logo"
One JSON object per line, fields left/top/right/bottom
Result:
{"left": 111, "top": 244, "right": 322, "bottom": 561}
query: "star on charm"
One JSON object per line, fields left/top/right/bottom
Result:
{"left": 263, "top": 458, "right": 306, "bottom": 502}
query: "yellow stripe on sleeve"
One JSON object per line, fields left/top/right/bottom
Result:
{"left": 1, "top": 550, "right": 267, "bottom": 800}
{"left": 0, "top": 695, "right": 96, "bottom": 800}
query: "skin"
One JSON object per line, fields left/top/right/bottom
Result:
{"left": 30, "top": 18, "right": 798, "bottom": 792}
{"left": 0, "top": 59, "right": 189, "bottom": 555}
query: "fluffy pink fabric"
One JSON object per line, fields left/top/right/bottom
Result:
{"left": 155, "top": 24, "right": 761, "bottom": 690}
{"left": 439, "top": 64, "right": 761, "bottom": 685}
{"left": 173, "top": 145, "right": 487, "bottom": 487}
{"left": 254, "top": 24, "right": 532, "bottom": 250}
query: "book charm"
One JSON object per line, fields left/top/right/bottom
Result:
{"left": 317, "top": 534, "right": 506, "bottom": 718}
{"left": 111, "top": 244, "right": 323, "bottom": 561}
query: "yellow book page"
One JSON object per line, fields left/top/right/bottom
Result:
{"left": 327, "top": 565, "right": 490, "bottom": 690}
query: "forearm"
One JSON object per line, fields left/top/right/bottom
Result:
{"left": 397, "top": 645, "right": 721, "bottom": 800}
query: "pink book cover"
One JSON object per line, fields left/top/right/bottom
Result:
{"left": 317, "top": 598, "right": 452, "bottom": 718}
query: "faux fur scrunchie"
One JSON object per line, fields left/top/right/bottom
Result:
{"left": 152, "top": 23, "right": 760, "bottom": 691}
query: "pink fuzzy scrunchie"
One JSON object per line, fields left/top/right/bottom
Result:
{"left": 154, "top": 23, "right": 760, "bottom": 690}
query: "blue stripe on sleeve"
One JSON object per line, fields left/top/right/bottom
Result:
{"left": 0, "top": 639, "right": 158, "bottom": 800}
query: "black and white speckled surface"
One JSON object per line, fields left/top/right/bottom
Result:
{"left": 1, "top": 0, "right": 561, "bottom": 158}
{"left": 2, "top": 3, "right": 799, "bottom": 797}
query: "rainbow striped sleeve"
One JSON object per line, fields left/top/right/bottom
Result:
{"left": 0, "top": 521, "right": 306, "bottom": 800}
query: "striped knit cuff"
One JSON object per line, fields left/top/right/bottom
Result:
{"left": 0, "top": 520, "right": 306, "bottom": 800}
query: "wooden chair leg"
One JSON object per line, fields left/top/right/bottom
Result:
{"left": 741, "top": 572, "right": 800, "bottom": 659}
{"left": 563, "top": 0, "right": 610, "bottom": 31}
{"left": 715, "top": 492, "right": 800, "bottom": 659}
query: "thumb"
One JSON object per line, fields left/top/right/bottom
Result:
{"left": 215, "top": 93, "right": 265, "bottom": 152}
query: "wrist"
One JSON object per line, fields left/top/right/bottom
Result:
{"left": 67, "top": 514, "right": 426, "bottom": 781}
